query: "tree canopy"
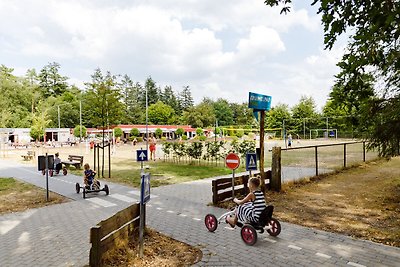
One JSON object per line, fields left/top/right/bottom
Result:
{"left": 264, "top": 0, "right": 400, "bottom": 156}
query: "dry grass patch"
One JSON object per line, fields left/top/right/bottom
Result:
{"left": 215, "top": 158, "right": 400, "bottom": 247}
{"left": 0, "top": 178, "right": 68, "bottom": 215}
{"left": 269, "top": 157, "right": 400, "bottom": 247}
{"left": 103, "top": 228, "right": 202, "bottom": 267}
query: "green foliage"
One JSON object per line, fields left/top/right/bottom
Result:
{"left": 196, "top": 128, "right": 204, "bottom": 136}
{"left": 130, "top": 128, "right": 140, "bottom": 137}
{"left": 182, "top": 134, "right": 188, "bottom": 140}
{"left": 199, "top": 135, "right": 207, "bottom": 141}
{"left": 231, "top": 139, "right": 256, "bottom": 158}
{"left": 30, "top": 108, "right": 50, "bottom": 141}
{"left": 73, "top": 125, "right": 87, "bottom": 138}
{"left": 175, "top": 128, "right": 184, "bottom": 136}
{"left": 148, "top": 101, "right": 175, "bottom": 125}
{"left": 264, "top": 0, "right": 400, "bottom": 156}
{"left": 113, "top": 127, "right": 123, "bottom": 138}
{"left": 161, "top": 136, "right": 167, "bottom": 141}
{"left": 214, "top": 127, "right": 221, "bottom": 135}
{"left": 180, "top": 86, "right": 194, "bottom": 111}
{"left": 213, "top": 98, "right": 233, "bottom": 126}
{"left": 38, "top": 62, "right": 68, "bottom": 98}
{"left": 181, "top": 98, "right": 215, "bottom": 128}
{"left": 235, "top": 129, "right": 244, "bottom": 138}
{"left": 186, "top": 142, "right": 203, "bottom": 160}
{"left": 155, "top": 128, "right": 163, "bottom": 138}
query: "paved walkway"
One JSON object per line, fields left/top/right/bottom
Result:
{"left": 0, "top": 159, "right": 399, "bottom": 266}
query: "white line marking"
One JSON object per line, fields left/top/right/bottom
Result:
{"left": 224, "top": 227, "right": 235, "bottom": 230}
{"left": 348, "top": 262, "right": 366, "bottom": 267}
{"left": 226, "top": 159, "right": 239, "bottom": 163}
{"left": 129, "top": 190, "right": 158, "bottom": 198}
{"left": 288, "top": 245, "right": 302, "bottom": 250}
{"left": 156, "top": 207, "right": 163, "bottom": 210}
{"left": 192, "top": 218, "right": 201, "bottom": 221}
{"left": 179, "top": 214, "right": 187, "bottom": 217}
{"left": 86, "top": 197, "right": 117, "bottom": 207}
{"left": 147, "top": 204, "right": 152, "bottom": 207}
{"left": 316, "top": 253, "right": 331, "bottom": 259}
{"left": 263, "top": 238, "right": 277, "bottom": 243}
{"left": 167, "top": 210, "right": 174, "bottom": 213}
{"left": 109, "top": 193, "right": 136, "bottom": 203}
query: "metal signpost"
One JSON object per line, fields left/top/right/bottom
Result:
{"left": 225, "top": 153, "right": 240, "bottom": 198}
{"left": 246, "top": 152, "right": 257, "bottom": 177}
{"left": 248, "top": 92, "right": 272, "bottom": 191}
{"left": 137, "top": 148, "right": 149, "bottom": 258}
{"left": 139, "top": 173, "right": 150, "bottom": 258}
{"left": 38, "top": 153, "right": 54, "bottom": 202}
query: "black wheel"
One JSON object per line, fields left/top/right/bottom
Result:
{"left": 104, "top": 184, "right": 109, "bottom": 195}
{"left": 204, "top": 214, "right": 218, "bottom": 232}
{"left": 96, "top": 180, "right": 101, "bottom": 188}
{"left": 75, "top": 183, "right": 80, "bottom": 194}
{"left": 241, "top": 224, "right": 257, "bottom": 246}
{"left": 83, "top": 188, "right": 86, "bottom": 199}
{"left": 267, "top": 218, "right": 281, "bottom": 237}
{"left": 63, "top": 168, "right": 67, "bottom": 175}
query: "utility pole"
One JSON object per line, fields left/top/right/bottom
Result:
{"left": 58, "top": 106, "right": 60, "bottom": 129}
{"left": 79, "top": 100, "right": 82, "bottom": 141}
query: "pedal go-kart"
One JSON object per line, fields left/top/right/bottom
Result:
{"left": 75, "top": 175, "right": 109, "bottom": 199}
{"left": 41, "top": 164, "right": 68, "bottom": 177}
{"left": 205, "top": 205, "right": 281, "bottom": 246}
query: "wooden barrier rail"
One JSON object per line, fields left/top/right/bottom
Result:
{"left": 212, "top": 171, "right": 271, "bottom": 205}
{"left": 90, "top": 204, "right": 140, "bottom": 267}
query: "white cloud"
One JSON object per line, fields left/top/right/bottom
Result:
{"left": 0, "top": 0, "right": 345, "bottom": 109}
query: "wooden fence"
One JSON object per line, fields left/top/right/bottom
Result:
{"left": 212, "top": 171, "right": 271, "bottom": 204}
{"left": 89, "top": 203, "right": 140, "bottom": 267}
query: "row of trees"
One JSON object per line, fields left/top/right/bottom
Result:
{"left": 0, "top": 63, "right": 359, "bottom": 136}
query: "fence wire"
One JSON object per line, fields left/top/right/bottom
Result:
{"left": 280, "top": 141, "right": 378, "bottom": 183}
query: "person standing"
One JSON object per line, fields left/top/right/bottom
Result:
{"left": 149, "top": 136, "right": 156, "bottom": 161}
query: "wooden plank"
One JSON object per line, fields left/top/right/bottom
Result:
{"left": 100, "top": 217, "right": 140, "bottom": 253}
{"left": 89, "top": 226, "right": 101, "bottom": 267}
{"left": 99, "top": 204, "right": 139, "bottom": 238}
{"left": 217, "top": 187, "right": 247, "bottom": 202}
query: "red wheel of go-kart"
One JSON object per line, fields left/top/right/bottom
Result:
{"left": 63, "top": 168, "right": 67, "bottom": 175}
{"left": 204, "top": 214, "right": 218, "bottom": 232}
{"left": 104, "top": 184, "right": 109, "bottom": 195}
{"left": 241, "top": 224, "right": 257, "bottom": 246}
{"left": 75, "top": 183, "right": 80, "bottom": 194}
{"left": 267, "top": 218, "right": 281, "bottom": 237}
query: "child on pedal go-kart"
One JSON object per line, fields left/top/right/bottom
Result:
{"left": 226, "top": 176, "right": 266, "bottom": 227}
{"left": 83, "top": 163, "right": 96, "bottom": 189}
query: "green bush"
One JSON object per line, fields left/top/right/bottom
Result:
{"left": 130, "top": 128, "right": 140, "bottom": 137}
{"left": 196, "top": 128, "right": 204, "bottom": 136}
{"left": 155, "top": 128, "right": 163, "bottom": 138}
{"left": 175, "top": 128, "right": 184, "bottom": 136}
{"left": 114, "top": 127, "right": 123, "bottom": 138}
{"left": 137, "top": 137, "right": 143, "bottom": 142}
{"left": 73, "top": 125, "right": 87, "bottom": 138}
{"left": 161, "top": 137, "right": 167, "bottom": 141}
{"left": 236, "top": 129, "right": 244, "bottom": 138}
{"left": 182, "top": 135, "right": 188, "bottom": 140}
{"left": 199, "top": 135, "right": 207, "bottom": 141}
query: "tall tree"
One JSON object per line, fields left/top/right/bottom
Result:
{"left": 264, "top": 0, "right": 400, "bottom": 156}
{"left": 148, "top": 101, "right": 176, "bottom": 125}
{"left": 181, "top": 98, "right": 215, "bottom": 128}
{"left": 83, "top": 69, "right": 124, "bottom": 128}
{"left": 143, "top": 77, "right": 160, "bottom": 106}
{"left": 179, "top": 86, "right": 194, "bottom": 111}
{"left": 213, "top": 98, "right": 233, "bottom": 126}
{"left": 38, "top": 62, "right": 68, "bottom": 98}
{"left": 230, "top": 102, "right": 254, "bottom": 126}
{"left": 291, "top": 96, "right": 319, "bottom": 134}
{"left": 161, "top": 85, "right": 181, "bottom": 114}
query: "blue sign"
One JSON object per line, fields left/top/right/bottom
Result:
{"left": 248, "top": 92, "right": 272, "bottom": 111}
{"left": 140, "top": 173, "right": 150, "bottom": 204}
{"left": 246, "top": 153, "right": 257, "bottom": 171}
{"left": 136, "top": 149, "right": 148, "bottom": 162}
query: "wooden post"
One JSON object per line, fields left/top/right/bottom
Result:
{"left": 259, "top": 110, "right": 266, "bottom": 191}
{"left": 271, "top": 147, "right": 281, "bottom": 192}
{"left": 363, "top": 141, "right": 366, "bottom": 162}
{"left": 90, "top": 225, "right": 101, "bottom": 267}
{"left": 315, "top": 146, "right": 318, "bottom": 176}
{"left": 344, "top": 143, "right": 347, "bottom": 168}
{"left": 212, "top": 180, "right": 218, "bottom": 205}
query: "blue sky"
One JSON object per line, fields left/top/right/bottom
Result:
{"left": 0, "top": 0, "right": 347, "bottom": 111}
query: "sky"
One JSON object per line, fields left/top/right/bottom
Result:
{"left": 0, "top": 0, "right": 347, "bottom": 111}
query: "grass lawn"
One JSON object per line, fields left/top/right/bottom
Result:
{"left": 70, "top": 159, "right": 246, "bottom": 187}
{"left": 0, "top": 178, "right": 68, "bottom": 215}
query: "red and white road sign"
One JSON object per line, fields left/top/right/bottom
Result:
{"left": 225, "top": 153, "right": 240, "bottom": 170}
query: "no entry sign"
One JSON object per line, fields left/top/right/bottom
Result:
{"left": 225, "top": 153, "right": 240, "bottom": 170}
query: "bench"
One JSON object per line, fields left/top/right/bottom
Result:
{"left": 21, "top": 151, "right": 35, "bottom": 161}
{"left": 62, "top": 155, "right": 84, "bottom": 169}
